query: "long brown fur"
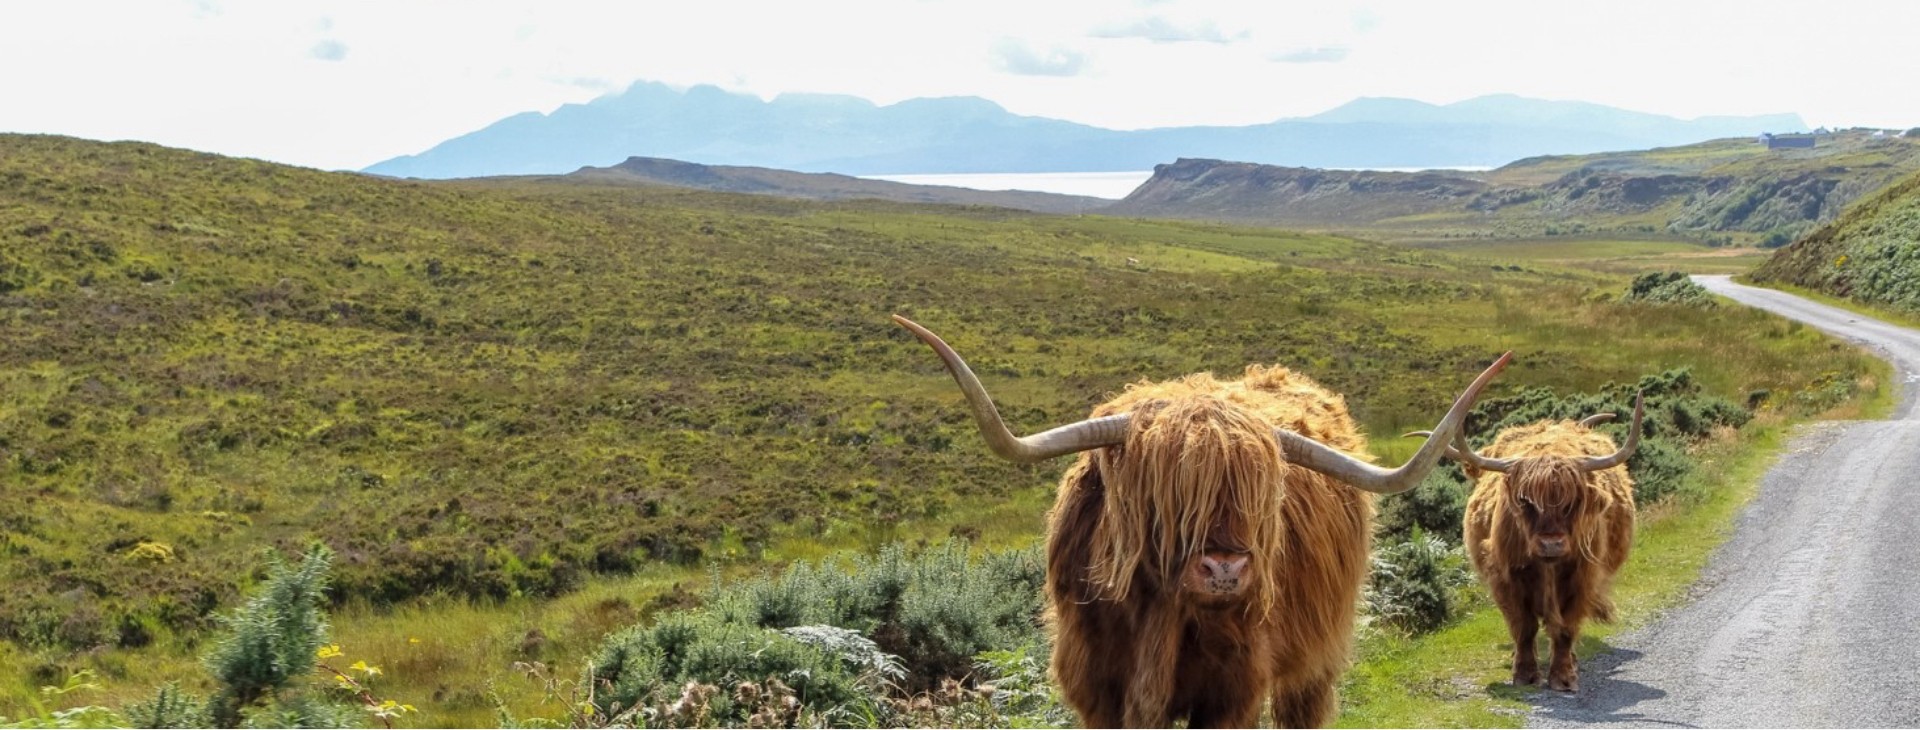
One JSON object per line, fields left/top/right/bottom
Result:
{"left": 1462, "top": 419, "right": 1635, "bottom": 692}
{"left": 1046, "top": 365, "right": 1373, "bottom": 728}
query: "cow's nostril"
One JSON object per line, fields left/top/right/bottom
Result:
{"left": 1201, "top": 552, "right": 1249, "bottom": 581}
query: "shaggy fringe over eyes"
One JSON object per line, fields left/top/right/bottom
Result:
{"left": 1085, "top": 395, "right": 1288, "bottom": 615}
{"left": 1506, "top": 457, "right": 1617, "bottom": 564}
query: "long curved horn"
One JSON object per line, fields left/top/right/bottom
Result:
{"left": 1276, "top": 352, "right": 1512, "bottom": 494}
{"left": 1575, "top": 392, "right": 1644, "bottom": 472}
{"left": 1579, "top": 413, "right": 1617, "bottom": 427}
{"left": 894, "top": 315, "right": 1129, "bottom": 462}
{"left": 1449, "top": 428, "right": 1519, "bottom": 473}
{"left": 1401, "top": 430, "right": 1469, "bottom": 462}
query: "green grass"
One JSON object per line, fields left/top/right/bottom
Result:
{"left": 1412, "top": 237, "right": 1772, "bottom": 274}
{"left": 0, "top": 133, "right": 1893, "bottom": 727}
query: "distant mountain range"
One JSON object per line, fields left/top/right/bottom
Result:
{"left": 364, "top": 81, "right": 1807, "bottom": 179}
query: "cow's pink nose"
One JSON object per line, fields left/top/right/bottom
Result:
{"left": 1537, "top": 535, "right": 1569, "bottom": 558}
{"left": 1199, "top": 553, "right": 1249, "bottom": 583}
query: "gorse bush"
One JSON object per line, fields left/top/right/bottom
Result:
{"left": 1623, "top": 271, "right": 1715, "bottom": 307}
{"left": 1375, "top": 467, "right": 1472, "bottom": 541}
{"left": 1366, "top": 528, "right": 1472, "bottom": 635}
{"left": 706, "top": 540, "right": 1047, "bottom": 685}
{"left": 588, "top": 540, "right": 1047, "bottom": 726}
{"left": 204, "top": 545, "right": 337, "bottom": 726}
{"left": 590, "top": 613, "right": 875, "bottom": 727}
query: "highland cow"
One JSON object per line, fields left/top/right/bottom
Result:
{"left": 1454, "top": 398, "right": 1643, "bottom": 693}
{"left": 893, "top": 315, "right": 1509, "bottom": 728}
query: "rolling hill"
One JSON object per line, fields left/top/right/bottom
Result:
{"left": 1105, "top": 131, "right": 1920, "bottom": 245}
{"left": 1748, "top": 169, "right": 1920, "bottom": 312}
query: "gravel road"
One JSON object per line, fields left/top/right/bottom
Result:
{"left": 1527, "top": 275, "right": 1920, "bottom": 728}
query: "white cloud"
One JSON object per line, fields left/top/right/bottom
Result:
{"left": 1092, "top": 16, "right": 1242, "bottom": 44}
{"left": 991, "top": 39, "right": 1088, "bottom": 77}
{"left": 1268, "top": 47, "right": 1348, "bottom": 64}
{"left": 309, "top": 39, "right": 346, "bottom": 61}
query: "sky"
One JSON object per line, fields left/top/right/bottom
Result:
{"left": 4, "top": 0, "right": 1916, "bottom": 172}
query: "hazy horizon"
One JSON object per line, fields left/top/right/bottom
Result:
{"left": 4, "top": 1, "right": 1916, "bottom": 172}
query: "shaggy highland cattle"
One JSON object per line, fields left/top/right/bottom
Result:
{"left": 893, "top": 315, "right": 1510, "bottom": 728}
{"left": 1452, "top": 397, "right": 1643, "bottom": 693}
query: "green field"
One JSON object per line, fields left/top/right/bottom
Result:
{"left": 0, "top": 134, "right": 1890, "bottom": 727}
{"left": 1414, "top": 237, "right": 1775, "bottom": 275}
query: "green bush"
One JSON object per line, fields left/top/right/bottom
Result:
{"left": 588, "top": 614, "right": 872, "bottom": 727}
{"left": 1375, "top": 467, "right": 1471, "bottom": 542}
{"left": 122, "top": 684, "right": 208, "bottom": 729}
{"left": 1623, "top": 271, "right": 1715, "bottom": 307}
{"left": 203, "top": 545, "right": 339, "bottom": 726}
{"left": 708, "top": 540, "right": 1046, "bottom": 684}
{"left": 1366, "top": 528, "right": 1471, "bottom": 634}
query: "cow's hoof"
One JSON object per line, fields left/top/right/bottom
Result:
{"left": 1547, "top": 675, "right": 1578, "bottom": 693}
{"left": 1512, "top": 669, "right": 1540, "bottom": 686}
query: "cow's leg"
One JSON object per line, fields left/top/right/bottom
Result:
{"left": 1492, "top": 581, "right": 1541, "bottom": 686}
{"left": 1050, "top": 606, "right": 1131, "bottom": 728}
{"left": 1269, "top": 675, "right": 1336, "bottom": 729}
{"left": 1119, "top": 604, "right": 1182, "bottom": 728}
{"left": 1546, "top": 565, "right": 1584, "bottom": 692}
{"left": 1185, "top": 684, "right": 1264, "bottom": 729}
{"left": 1547, "top": 623, "right": 1581, "bottom": 692}
{"left": 1507, "top": 611, "right": 1542, "bottom": 686}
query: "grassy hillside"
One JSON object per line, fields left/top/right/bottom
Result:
{"left": 1748, "top": 170, "right": 1920, "bottom": 313}
{"left": 1110, "top": 132, "right": 1920, "bottom": 250}
{"left": 0, "top": 134, "right": 1887, "bottom": 725}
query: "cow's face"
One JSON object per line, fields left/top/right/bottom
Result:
{"left": 1086, "top": 396, "right": 1284, "bottom": 609}
{"left": 1515, "top": 491, "right": 1580, "bottom": 560}
{"left": 1508, "top": 459, "right": 1588, "bottom": 561}
{"left": 1180, "top": 513, "right": 1255, "bottom": 603}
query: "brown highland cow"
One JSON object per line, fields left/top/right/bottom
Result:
{"left": 1453, "top": 398, "right": 1643, "bottom": 693}
{"left": 893, "top": 315, "right": 1509, "bottom": 728}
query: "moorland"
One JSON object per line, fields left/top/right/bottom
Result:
{"left": 0, "top": 132, "right": 1894, "bottom": 727}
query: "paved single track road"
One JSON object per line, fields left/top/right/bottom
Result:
{"left": 1528, "top": 275, "right": 1920, "bottom": 728}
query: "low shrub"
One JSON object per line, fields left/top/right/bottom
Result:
{"left": 1623, "top": 271, "right": 1715, "bottom": 307}
{"left": 1366, "top": 528, "right": 1472, "bottom": 634}
{"left": 586, "top": 540, "right": 1048, "bottom": 725}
